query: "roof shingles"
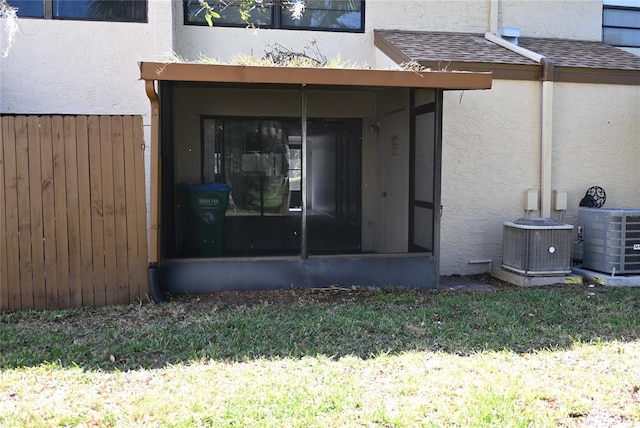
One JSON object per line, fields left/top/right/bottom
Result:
{"left": 377, "top": 31, "right": 537, "bottom": 65}
{"left": 376, "top": 30, "right": 640, "bottom": 78}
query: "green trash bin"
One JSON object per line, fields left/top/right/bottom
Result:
{"left": 181, "top": 183, "right": 231, "bottom": 257}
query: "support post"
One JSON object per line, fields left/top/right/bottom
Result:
{"left": 145, "top": 80, "right": 166, "bottom": 302}
{"left": 301, "top": 84, "right": 308, "bottom": 259}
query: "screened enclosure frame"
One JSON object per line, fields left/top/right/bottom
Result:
{"left": 140, "top": 62, "right": 491, "bottom": 293}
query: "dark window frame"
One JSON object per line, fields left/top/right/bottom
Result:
{"left": 603, "top": 4, "right": 640, "bottom": 48}
{"left": 183, "top": 0, "right": 365, "bottom": 33}
{"left": 10, "top": 0, "right": 148, "bottom": 23}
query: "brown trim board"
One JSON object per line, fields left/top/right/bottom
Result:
{"left": 139, "top": 62, "right": 492, "bottom": 90}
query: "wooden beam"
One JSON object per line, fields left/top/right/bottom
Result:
{"left": 139, "top": 62, "right": 492, "bottom": 91}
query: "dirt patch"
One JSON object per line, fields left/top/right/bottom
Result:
{"left": 168, "top": 286, "right": 407, "bottom": 310}
{"left": 162, "top": 273, "right": 517, "bottom": 310}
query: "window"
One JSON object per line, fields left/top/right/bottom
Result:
{"left": 603, "top": 1, "right": 640, "bottom": 48}
{"left": 10, "top": 0, "right": 147, "bottom": 22}
{"left": 184, "top": 0, "right": 365, "bottom": 32}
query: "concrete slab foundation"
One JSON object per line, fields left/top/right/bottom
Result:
{"left": 491, "top": 268, "right": 583, "bottom": 287}
{"left": 572, "top": 266, "right": 640, "bottom": 287}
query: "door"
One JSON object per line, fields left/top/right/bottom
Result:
{"left": 380, "top": 110, "right": 409, "bottom": 252}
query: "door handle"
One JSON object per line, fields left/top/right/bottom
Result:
{"left": 381, "top": 192, "right": 387, "bottom": 197}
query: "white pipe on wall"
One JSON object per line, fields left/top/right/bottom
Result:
{"left": 540, "top": 80, "right": 554, "bottom": 217}
{"left": 484, "top": 32, "right": 544, "bottom": 62}
{"left": 489, "top": 0, "right": 499, "bottom": 34}
{"left": 484, "top": 32, "right": 554, "bottom": 218}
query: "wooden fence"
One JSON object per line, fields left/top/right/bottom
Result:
{"left": 0, "top": 115, "right": 148, "bottom": 310}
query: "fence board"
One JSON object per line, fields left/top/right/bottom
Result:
{"left": 1, "top": 115, "right": 147, "bottom": 310}
{"left": 123, "top": 116, "right": 141, "bottom": 302}
{"left": 2, "top": 117, "right": 21, "bottom": 309}
{"left": 99, "top": 116, "right": 118, "bottom": 306}
{"left": 111, "top": 116, "right": 129, "bottom": 304}
{"left": 133, "top": 116, "right": 148, "bottom": 300}
{"left": 40, "top": 116, "right": 59, "bottom": 309}
{"left": 52, "top": 117, "right": 71, "bottom": 309}
{"left": 63, "top": 117, "right": 83, "bottom": 308}
{"left": 88, "top": 116, "right": 106, "bottom": 307}
{"left": 75, "top": 116, "right": 94, "bottom": 307}
{"left": 0, "top": 117, "right": 6, "bottom": 309}
{"left": 15, "top": 117, "right": 33, "bottom": 309}
{"left": 27, "top": 117, "right": 48, "bottom": 309}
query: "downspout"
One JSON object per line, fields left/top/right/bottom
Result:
{"left": 540, "top": 58, "right": 554, "bottom": 218}
{"left": 484, "top": 32, "right": 555, "bottom": 218}
{"left": 144, "top": 80, "right": 166, "bottom": 303}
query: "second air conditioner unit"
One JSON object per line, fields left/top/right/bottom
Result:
{"left": 579, "top": 208, "right": 640, "bottom": 275}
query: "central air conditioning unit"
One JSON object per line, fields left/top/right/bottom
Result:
{"left": 579, "top": 208, "right": 640, "bottom": 275}
{"left": 502, "top": 217, "right": 573, "bottom": 276}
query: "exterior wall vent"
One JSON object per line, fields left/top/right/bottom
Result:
{"left": 502, "top": 217, "right": 573, "bottom": 276}
{"left": 501, "top": 27, "right": 521, "bottom": 45}
{"left": 579, "top": 208, "right": 640, "bottom": 275}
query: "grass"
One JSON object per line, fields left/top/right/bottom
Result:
{"left": 1, "top": 284, "right": 640, "bottom": 426}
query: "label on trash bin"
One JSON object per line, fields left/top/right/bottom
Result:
{"left": 198, "top": 197, "right": 220, "bottom": 207}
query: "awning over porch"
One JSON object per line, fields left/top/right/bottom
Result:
{"left": 139, "top": 61, "right": 493, "bottom": 90}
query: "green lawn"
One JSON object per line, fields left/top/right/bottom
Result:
{"left": 1, "top": 284, "right": 639, "bottom": 427}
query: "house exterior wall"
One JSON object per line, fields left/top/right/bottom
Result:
{"left": 173, "top": 0, "right": 602, "bottom": 63}
{"left": 0, "top": 1, "right": 173, "bottom": 115}
{"left": 552, "top": 82, "right": 640, "bottom": 225}
{"left": 440, "top": 80, "right": 542, "bottom": 275}
{"left": 2, "top": 0, "right": 636, "bottom": 281}
{"left": 499, "top": 0, "right": 602, "bottom": 40}
{"left": 439, "top": 80, "right": 640, "bottom": 276}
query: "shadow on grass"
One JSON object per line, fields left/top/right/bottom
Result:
{"left": 1, "top": 285, "right": 639, "bottom": 371}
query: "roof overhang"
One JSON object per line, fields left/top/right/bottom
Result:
{"left": 139, "top": 61, "right": 492, "bottom": 90}
{"left": 374, "top": 30, "right": 640, "bottom": 85}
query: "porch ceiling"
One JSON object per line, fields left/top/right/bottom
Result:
{"left": 138, "top": 62, "right": 492, "bottom": 90}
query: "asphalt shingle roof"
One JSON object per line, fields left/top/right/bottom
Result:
{"left": 518, "top": 38, "right": 640, "bottom": 70}
{"left": 377, "top": 30, "right": 537, "bottom": 66}
{"left": 376, "top": 30, "right": 640, "bottom": 72}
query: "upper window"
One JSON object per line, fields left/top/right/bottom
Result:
{"left": 10, "top": 0, "right": 147, "bottom": 23}
{"left": 603, "top": 1, "right": 640, "bottom": 48}
{"left": 184, "top": 0, "right": 365, "bottom": 32}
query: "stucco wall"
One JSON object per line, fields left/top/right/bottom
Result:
{"left": 439, "top": 80, "right": 640, "bottom": 276}
{"left": 552, "top": 82, "right": 640, "bottom": 225}
{"left": 0, "top": 0, "right": 174, "bottom": 115}
{"left": 440, "top": 80, "right": 542, "bottom": 275}
{"left": 499, "top": 0, "right": 602, "bottom": 40}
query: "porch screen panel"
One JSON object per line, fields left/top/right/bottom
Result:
{"left": 198, "top": 118, "right": 300, "bottom": 257}
{"left": 413, "top": 206, "right": 433, "bottom": 250}
{"left": 195, "top": 117, "right": 361, "bottom": 257}
{"left": 410, "top": 109, "right": 436, "bottom": 252}
{"left": 414, "top": 112, "right": 435, "bottom": 203}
